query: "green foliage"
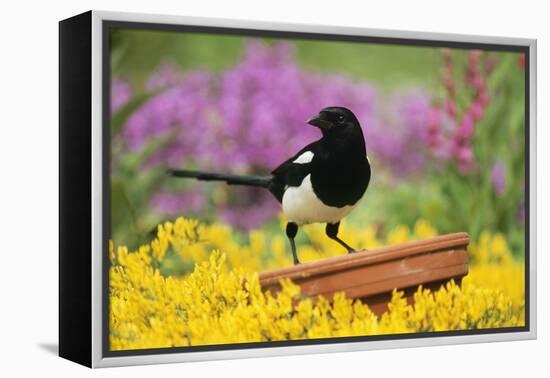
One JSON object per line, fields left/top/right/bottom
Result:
{"left": 111, "top": 29, "right": 441, "bottom": 90}
{"left": 110, "top": 135, "right": 173, "bottom": 248}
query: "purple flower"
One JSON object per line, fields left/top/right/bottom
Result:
{"left": 366, "top": 89, "right": 431, "bottom": 176}
{"left": 111, "top": 77, "right": 132, "bottom": 113}
{"left": 218, "top": 188, "right": 281, "bottom": 230}
{"left": 151, "top": 191, "right": 206, "bottom": 215}
{"left": 123, "top": 71, "right": 213, "bottom": 167}
{"left": 116, "top": 40, "right": 436, "bottom": 229}
{"left": 491, "top": 160, "right": 506, "bottom": 195}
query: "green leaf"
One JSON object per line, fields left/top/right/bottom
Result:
{"left": 110, "top": 177, "right": 141, "bottom": 245}
{"left": 117, "top": 133, "right": 177, "bottom": 173}
{"left": 487, "top": 54, "right": 515, "bottom": 91}
{"left": 110, "top": 45, "right": 129, "bottom": 72}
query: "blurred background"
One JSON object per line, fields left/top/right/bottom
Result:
{"left": 109, "top": 28, "right": 526, "bottom": 266}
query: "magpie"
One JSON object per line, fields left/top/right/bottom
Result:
{"left": 168, "top": 106, "right": 371, "bottom": 265}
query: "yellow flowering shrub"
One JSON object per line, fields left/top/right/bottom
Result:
{"left": 465, "top": 231, "right": 525, "bottom": 324}
{"left": 109, "top": 217, "right": 525, "bottom": 351}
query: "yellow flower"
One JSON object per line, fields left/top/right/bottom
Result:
{"left": 109, "top": 217, "right": 525, "bottom": 350}
{"left": 387, "top": 225, "right": 411, "bottom": 245}
{"left": 414, "top": 219, "right": 437, "bottom": 239}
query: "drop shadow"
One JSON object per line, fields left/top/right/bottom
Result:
{"left": 38, "top": 343, "right": 59, "bottom": 355}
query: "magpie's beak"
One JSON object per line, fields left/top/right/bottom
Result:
{"left": 307, "top": 114, "right": 333, "bottom": 130}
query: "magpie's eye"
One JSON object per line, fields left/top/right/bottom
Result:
{"left": 337, "top": 115, "right": 345, "bottom": 124}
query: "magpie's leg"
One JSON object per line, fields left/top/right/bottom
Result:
{"left": 326, "top": 222, "right": 356, "bottom": 253}
{"left": 286, "top": 222, "right": 300, "bottom": 265}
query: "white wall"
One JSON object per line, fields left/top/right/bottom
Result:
{"left": 0, "top": 0, "right": 546, "bottom": 376}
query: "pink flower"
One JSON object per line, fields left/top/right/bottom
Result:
{"left": 441, "top": 48, "right": 453, "bottom": 64}
{"left": 518, "top": 54, "right": 526, "bottom": 71}
{"left": 468, "top": 50, "right": 482, "bottom": 65}
{"left": 445, "top": 98, "right": 457, "bottom": 119}
{"left": 473, "top": 74, "right": 485, "bottom": 92}
{"left": 491, "top": 160, "right": 506, "bottom": 195}
{"left": 455, "top": 146, "right": 474, "bottom": 173}
{"left": 479, "top": 90, "right": 491, "bottom": 108}
{"left": 443, "top": 73, "right": 455, "bottom": 94}
{"left": 485, "top": 54, "right": 498, "bottom": 75}
{"left": 426, "top": 107, "right": 441, "bottom": 132}
{"left": 469, "top": 101, "right": 484, "bottom": 121}
{"left": 428, "top": 133, "right": 442, "bottom": 148}
{"left": 457, "top": 114, "right": 475, "bottom": 139}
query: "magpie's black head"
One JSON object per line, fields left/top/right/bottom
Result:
{"left": 307, "top": 106, "right": 364, "bottom": 144}
{"left": 307, "top": 106, "right": 360, "bottom": 132}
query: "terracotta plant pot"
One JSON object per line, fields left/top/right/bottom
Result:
{"left": 259, "top": 232, "right": 470, "bottom": 316}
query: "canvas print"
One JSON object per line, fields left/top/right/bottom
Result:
{"left": 107, "top": 27, "right": 527, "bottom": 352}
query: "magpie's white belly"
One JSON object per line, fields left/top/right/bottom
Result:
{"left": 282, "top": 174, "right": 357, "bottom": 225}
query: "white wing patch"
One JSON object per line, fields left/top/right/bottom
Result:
{"left": 282, "top": 174, "right": 357, "bottom": 226}
{"left": 293, "top": 151, "right": 314, "bottom": 164}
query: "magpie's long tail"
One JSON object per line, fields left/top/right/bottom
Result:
{"left": 168, "top": 169, "right": 272, "bottom": 188}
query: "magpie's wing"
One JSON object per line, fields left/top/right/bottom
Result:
{"left": 268, "top": 141, "right": 320, "bottom": 202}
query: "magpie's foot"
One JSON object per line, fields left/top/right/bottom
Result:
{"left": 293, "top": 258, "right": 301, "bottom": 265}
{"left": 348, "top": 248, "right": 369, "bottom": 254}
